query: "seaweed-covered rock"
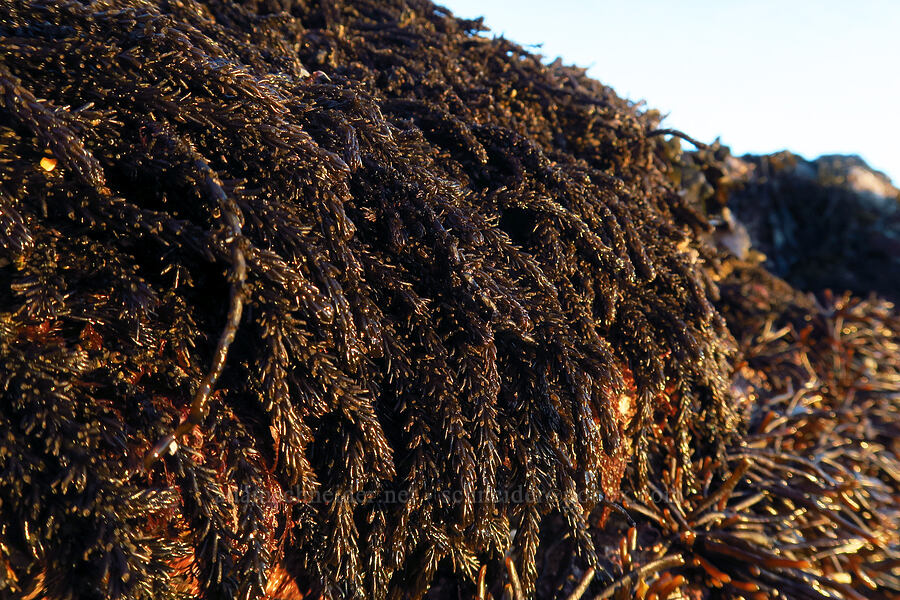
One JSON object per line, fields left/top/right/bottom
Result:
{"left": 0, "top": 1, "right": 897, "bottom": 600}
{"left": 0, "top": 1, "right": 737, "bottom": 597}
{"left": 700, "top": 149, "right": 899, "bottom": 300}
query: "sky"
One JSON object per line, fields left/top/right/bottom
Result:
{"left": 439, "top": 0, "right": 900, "bottom": 184}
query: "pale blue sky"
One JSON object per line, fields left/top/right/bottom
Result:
{"left": 440, "top": 1, "right": 900, "bottom": 183}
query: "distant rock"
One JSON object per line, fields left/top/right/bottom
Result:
{"left": 727, "top": 151, "right": 900, "bottom": 300}
{"left": 816, "top": 154, "right": 898, "bottom": 204}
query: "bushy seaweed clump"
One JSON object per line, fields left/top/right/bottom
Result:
{"left": 1, "top": 1, "right": 897, "bottom": 600}
{"left": 0, "top": 0, "right": 735, "bottom": 597}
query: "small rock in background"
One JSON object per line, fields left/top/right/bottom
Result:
{"left": 729, "top": 151, "right": 899, "bottom": 301}
{"left": 672, "top": 142, "right": 899, "bottom": 301}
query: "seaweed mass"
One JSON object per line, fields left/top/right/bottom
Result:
{"left": 0, "top": 1, "right": 898, "bottom": 599}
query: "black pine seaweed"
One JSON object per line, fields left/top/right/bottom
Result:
{"left": 1, "top": 1, "right": 896, "bottom": 600}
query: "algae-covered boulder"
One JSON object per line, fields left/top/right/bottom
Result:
{"left": 0, "top": 1, "right": 897, "bottom": 599}
{"left": 728, "top": 152, "right": 900, "bottom": 301}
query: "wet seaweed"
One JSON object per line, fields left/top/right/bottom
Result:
{"left": 0, "top": 1, "right": 897, "bottom": 599}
